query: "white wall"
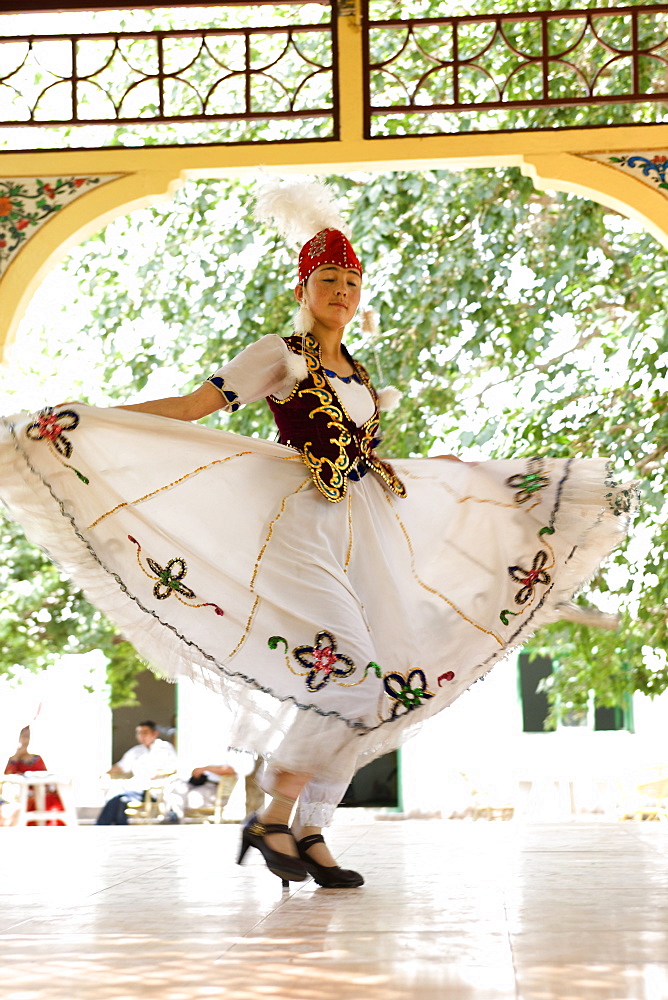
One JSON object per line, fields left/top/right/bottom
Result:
{"left": 0, "top": 651, "right": 111, "bottom": 808}
{"left": 399, "top": 655, "right": 668, "bottom": 819}
{"left": 400, "top": 653, "right": 522, "bottom": 817}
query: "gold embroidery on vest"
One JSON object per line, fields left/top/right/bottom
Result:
{"left": 300, "top": 335, "right": 353, "bottom": 502}
{"left": 270, "top": 333, "right": 406, "bottom": 502}
{"left": 351, "top": 361, "right": 407, "bottom": 498}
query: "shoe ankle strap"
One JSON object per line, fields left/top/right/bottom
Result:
{"left": 296, "top": 833, "right": 325, "bottom": 850}
{"left": 262, "top": 822, "right": 293, "bottom": 836}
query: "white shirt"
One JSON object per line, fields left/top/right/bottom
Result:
{"left": 115, "top": 739, "right": 177, "bottom": 790}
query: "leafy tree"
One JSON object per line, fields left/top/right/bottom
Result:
{"left": 0, "top": 515, "right": 142, "bottom": 706}
{"left": 1, "top": 167, "right": 666, "bottom": 720}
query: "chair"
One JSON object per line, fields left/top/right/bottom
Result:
{"left": 184, "top": 774, "right": 239, "bottom": 824}
{"left": 1, "top": 772, "right": 78, "bottom": 826}
{"left": 461, "top": 771, "right": 515, "bottom": 821}
{"left": 619, "top": 765, "right": 668, "bottom": 821}
{"left": 0, "top": 776, "right": 22, "bottom": 825}
{"left": 124, "top": 771, "right": 178, "bottom": 824}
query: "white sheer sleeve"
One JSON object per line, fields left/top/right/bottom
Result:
{"left": 205, "top": 335, "right": 305, "bottom": 412}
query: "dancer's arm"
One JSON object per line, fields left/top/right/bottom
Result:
{"left": 118, "top": 336, "right": 299, "bottom": 421}
{"left": 117, "top": 381, "right": 223, "bottom": 421}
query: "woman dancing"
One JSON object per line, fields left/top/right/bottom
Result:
{"left": 0, "top": 180, "right": 636, "bottom": 887}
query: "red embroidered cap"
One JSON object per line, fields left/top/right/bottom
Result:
{"left": 298, "top": 228, "right": 363, "bottom": 283}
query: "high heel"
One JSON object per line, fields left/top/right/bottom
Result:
{"left": 237, "top": 813, "right": 307, "bottom": 884}
{"left": 296, "top": 833, "right": 364, "bottom": 888}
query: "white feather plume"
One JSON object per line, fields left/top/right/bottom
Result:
{"left": 285, "top": 351, "right": 308, "bottom": 384}
{"left": 254, "top": 177, "right": 351, "bottom": 248}
{"left": 293, "top": 304, "right": 314, "bottom": 335}
{"left": 361, "top": 307, "right": 379, "bottom": 337}
{"left": 377, "top": 386, "right": 402, "bottom": 412}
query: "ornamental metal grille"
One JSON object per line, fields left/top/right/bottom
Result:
{"left": 3, "top": 4, "right": 668, "bottom": 151}
{"left": 365, "top": 3, "right": 668, "bottom": 137}
{"left": 0, "top": 3, "right": 336, "bottom": 150}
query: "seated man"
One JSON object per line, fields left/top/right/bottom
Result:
{"left": 96, "top": 720, "right": 177, "bottom": 825}
{"left": 184, "top": 764, "right": 238, "bottom": 816}
{"left": 176, "top": 753, "right": 264, "bottom": 821}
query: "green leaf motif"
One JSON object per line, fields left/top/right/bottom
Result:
{"left": 268, "top": 635, "right": 288, "bottom": 652}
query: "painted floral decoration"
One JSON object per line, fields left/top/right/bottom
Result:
{"left": 0, "top": 176, "right": 105, "bottom": 274}
{"left": 146, "top": 555, "right": 196, "bottom": 602}
{"left": 383, "top": 668, "right": 434, "bottom": 718}
{"left": 508, "top": 549, "right": 551, "bottom": 606}
{"left": 506, "top": 458, "right": 549, "bottom": 504}
{"left": 293, "top": 630, "right": 356, "bottom": 692}
{"left": 128, "top": 536, "right": 224, "bottom": 616}
{"left": 608, "top": 153, "right": 668, "bottom": 191}
{"left": 25, "top": 407, "right": 89, "bottom": 483}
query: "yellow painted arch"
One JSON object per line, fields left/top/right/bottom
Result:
{"left": 3, "top": 7, "right": 668, "bottom": 360}
{"left": 2, "top": 147, "right": 668, "bottom": 362}
{"left": 522, "top": 152, "right": 668, "bottom": 250}
{"left": 1, "top": 170, "right": 183, "bottom": 361}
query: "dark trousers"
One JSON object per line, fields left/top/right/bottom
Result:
{"left": 96, "top": 791, "right": 144, "bottom": 825}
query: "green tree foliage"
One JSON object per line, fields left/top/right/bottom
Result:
{"left": 0, "top": 515, "right": 141, "bottom": 706}
{"left": 1, "top": 167, "right": 666, "bottom": 719}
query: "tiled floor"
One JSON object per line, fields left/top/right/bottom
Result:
{"left": 1, "top": 818, "right": 667, "bottom": 1000}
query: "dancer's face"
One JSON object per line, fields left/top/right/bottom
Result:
{"left": 296, "top": 265, "right": 362, "bottom": 332}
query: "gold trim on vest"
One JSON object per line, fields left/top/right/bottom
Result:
{"left": 268, "top": 334, "right": 406, "bottom": 503}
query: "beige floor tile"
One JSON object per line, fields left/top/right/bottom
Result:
{"left": 516, "top": 962, "right": 668, "bottom": 1000}
{"left": 1, "top": 820, "right": 667, "bottom": 1000}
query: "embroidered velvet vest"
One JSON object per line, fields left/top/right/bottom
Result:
{"left": 267, "top": 334, "right": 406, "bottom": 504}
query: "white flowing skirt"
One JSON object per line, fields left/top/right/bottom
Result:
{"left": 0, "top": 405, "right": 635, "bottom": 783}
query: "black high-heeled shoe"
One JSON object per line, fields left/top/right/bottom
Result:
{"left": 237, "top": 813, "right": 308, "bottom": 887}
{"left": 296, "top": 833, "right": 365, "bottom": 888}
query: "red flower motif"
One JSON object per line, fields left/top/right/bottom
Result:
{"left": 74, "top": 178, "right": 87, "bottom": 187}
{"left": 312, "top": 646, "right": 338, "bottom": 674}
{"left": 509, "top": 550, "right": 551, "bottom": 605}
{"left": 653, "top": 155, "right": 667, "bottom": 164}
{"left": 24, "top": 407, "right": 89, "bottom": 482}
{"left": 438, "top": 670, "right": 455, "bottom": 685}
{"left": 26, "top": 407, "right": 79, "bottom": 458}
{"left": 16, "top": 218, "right": 30, "bottom": 230}
{"left": 43, "top": 183, "right": 56, "bottom": 198}
{"left": 0, "top": 197, "right": 13, "bottom": 217}
{"left": 293, "top": 630, "right": 356, "bottom": 692}
{"left": 36, "top": 411, "right": 65, "bottom": 442}
{"left": 0, "top": 240, "right": 6, "bottom": 248}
